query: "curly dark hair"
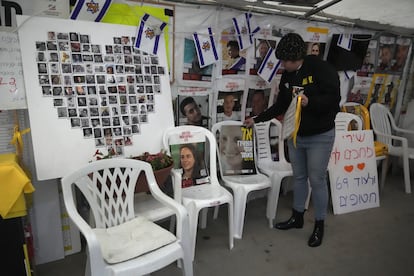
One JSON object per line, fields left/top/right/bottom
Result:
{"left": 275, "top": 33, "right": 307, "bottom": 61}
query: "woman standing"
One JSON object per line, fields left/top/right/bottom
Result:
{"left": 245, "top": 33, "right": 340, "bottom": 247}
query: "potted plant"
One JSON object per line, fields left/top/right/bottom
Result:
{"left": 131, "top": 151, "right": 174, "bottom": 193}
{"left": 93, "top": 149, "right": 174, "bottom": 193}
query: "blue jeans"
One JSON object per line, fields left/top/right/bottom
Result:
{"left": 287, "top": 128, "right": 335, "bottom": 220}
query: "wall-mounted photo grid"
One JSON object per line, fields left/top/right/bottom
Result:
{"left": 36, "top": 31, "right": 166, "bottom": 157}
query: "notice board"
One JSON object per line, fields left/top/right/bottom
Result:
{"left": 0, "top": 31, "right": 27, "bottom": 109}
{"left": 328, "top": 130, "right": 380, "bottom": 214}
{"left": 17, "top": 15, "right": 174, "bottom": 180}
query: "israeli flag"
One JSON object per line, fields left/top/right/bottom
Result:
{"left": 134, "top": 14, "right": 167, "bottom": 55}
{"left": 257, "top": 48, "right": 281, "bottom": 84}
{"left": 193, "top": 27, "right": 219, "bottom": 68}
{"left": 70, "top": 0, "right": 112, "bottom": 21}
{"left": 337, "top": 34, "right": 353, "bottom": 51}
{"left": 232, "top": 13, "right": 260, "bottom": 51}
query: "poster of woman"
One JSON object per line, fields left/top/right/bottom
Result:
{"left": 170, "top": 142, "right": 209, "bottom": 188}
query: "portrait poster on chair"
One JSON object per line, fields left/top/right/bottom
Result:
{"left": 218, "top": 125, "right": 256, "bottom": 176}
{"left": 168, "top": 131, "right": 209, "bottom": 188}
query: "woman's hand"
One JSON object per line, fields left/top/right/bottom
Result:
{"left": 244, "top": 117, "right": 255, "bottom": 127}
{"left": 300, "top": 94, "right": 309, "bottom": 107}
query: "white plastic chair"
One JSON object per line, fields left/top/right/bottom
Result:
{"left": 254, "top": 119, "right": 294, "bottom": 227}
{"left": 341, "top": 103, "right": 388, "bottom": 187}
{"left": 211, "top": 121, "right": 271, "bottom": 239}
{"left": 61, "top": 159, "right": 193, "bottom": 276}
{"left": 335, "top": 112, "right": 363, "bottom": 131}
{"left": 370, "top": 103, "right": 414, "bottom": 193}
{"left": 254, "top": 118, "right": 312, "bottom": 226}
{"left": 342, "top": 102, "right": 371, "bottom": 130}
{"left": 163, "top": 125, "right": 234, "bottom": 260}
{"left": 334, "top": 111, "right": 389, "bottom": 192}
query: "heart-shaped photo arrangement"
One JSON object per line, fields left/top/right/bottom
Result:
{"left": 35, "top": 31, "right": 166, "bottom": 157}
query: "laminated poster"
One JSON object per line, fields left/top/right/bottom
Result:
{"left": 218, "top": 125, "right": 256, "bottom": 176}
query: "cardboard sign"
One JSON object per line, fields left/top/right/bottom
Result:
{"left": 328, "top": 130, "right": 380, "bottom": 214}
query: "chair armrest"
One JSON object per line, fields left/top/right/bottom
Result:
{"left": 375, "top": 131, "right": 409, "bottom": 148}
{"left": 394, "top": 126, "right": 414, "bottom": 136}
{"left": 147, "top": 175, "right": 189, "bottom": 241}
{"left": 61, "top": 187, "right": 106, "bottom": 268}
{"left": 156, "top": 169, "right": 191, "bottom": 255}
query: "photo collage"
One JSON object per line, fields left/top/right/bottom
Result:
{"left": 35, "top": 31, "right": 166, "bottom": 156}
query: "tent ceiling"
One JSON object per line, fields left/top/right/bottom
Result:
{"left": 161, "top": 0, "right": 414, "bottom": 36}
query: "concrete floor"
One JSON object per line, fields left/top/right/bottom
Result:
{"left": 35, "top": 171, "right": 414, "bottom": 276}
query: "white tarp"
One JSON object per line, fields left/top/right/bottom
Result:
{"left": 320, "top": 0, "right": 414, "bottom": 35}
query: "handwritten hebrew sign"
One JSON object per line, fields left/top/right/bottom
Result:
{"left": 328, "top": 130, "right": 380, "bottom": 215}
{"left": 0, "top": 31, "right": 27, "bottom": 109}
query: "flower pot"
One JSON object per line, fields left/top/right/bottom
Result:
{"left": 134, "top": 164, "right": 174, "bottom": 193}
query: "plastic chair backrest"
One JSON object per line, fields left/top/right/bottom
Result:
{"left": 335, "top": 112, "right": 363, "bottom": 132}
{"left": 64, "top": 159, "right": 144, "bottom": 228}
{"left": 255, "top": 118, "right": 290, "bottom": 167}
{"left": 369, "top": 103, "right": 395, "bottom": 146}
{"left": 163, "top": 125, "right": 219, "bottom": 185}
{"left": 211, "top": 120, "right": 259, "bottom": 177}
{"left": 342, "top": 102, "right": 370, "bottom": 129}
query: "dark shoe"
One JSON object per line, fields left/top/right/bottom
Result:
{"left": 308, "top": 220, "right": 324, "bottom": 247}
{"left": 274, "top": 209, "right": 304, "bottom": 230}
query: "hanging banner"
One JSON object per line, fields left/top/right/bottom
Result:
{"left": 232, "top": 13, "right": 260, "bottom": 51}
{"left": 257, "top": 48, "right": 281, "bottom": 84}
{"left": 193, "top": 27, "right": 219, "bottom": 68}
{"left": 70, "top": 0, "right": 113, "bottom": 22}
{"left": 134, "top": 13, "right": 167, "bottom": 55}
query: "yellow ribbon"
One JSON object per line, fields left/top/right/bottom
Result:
{"left": 292, "top": 96, "right": 302, "bottom": 147}
{"left": 10, "top": 125, "right": 30, "bottom": 158}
